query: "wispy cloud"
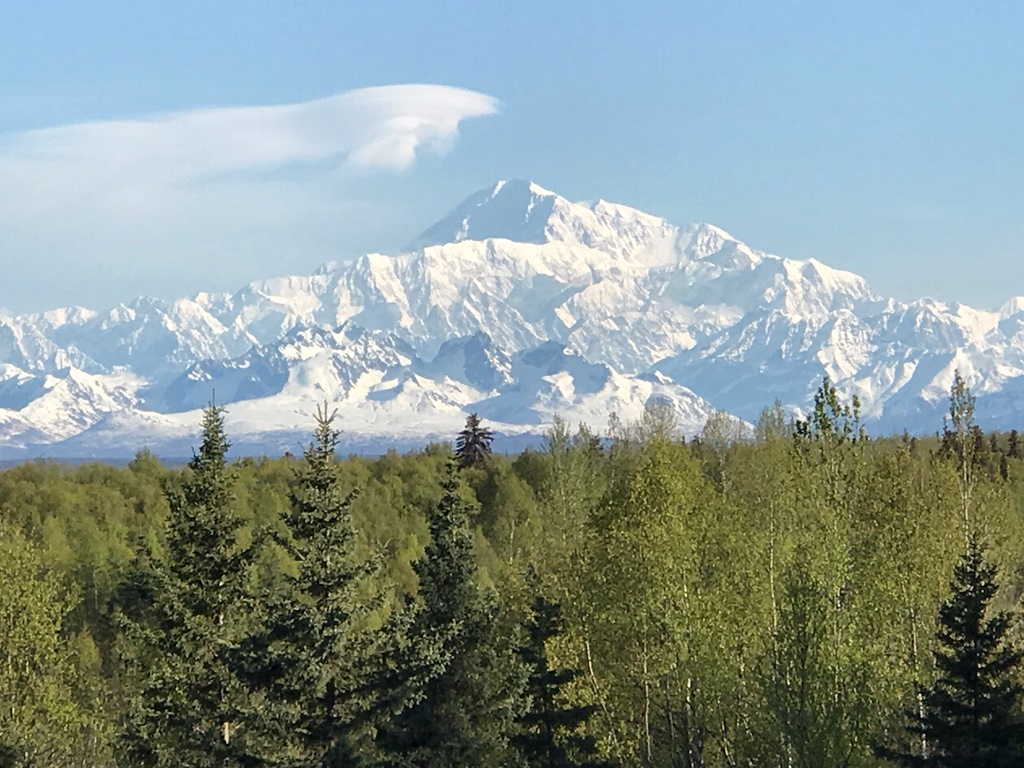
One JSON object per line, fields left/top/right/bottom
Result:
{"left": 4, "top": 84, "right": 498, "bottom": 181}
{"left": 1, "top": 85, "right": 499, "bottom": 312}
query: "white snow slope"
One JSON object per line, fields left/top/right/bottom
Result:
{"left": 3, "top": 179, "right": 1022, "bottom": 457}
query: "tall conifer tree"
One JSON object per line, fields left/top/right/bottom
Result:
{"left": 119, "top": 404, "right": 255, "bottom": 767}
{"left": 514, "top": 589, "right": 612, "bottom": 768}
{"left": 246, "top": 404, "right": 378, "bottom": 766}
{"left": 375, "top": 460, "right": 525, "bottom": 767}
{"left": 456, "top": 413, "right": 494, "bottom": 469}
{"left": 877, "top": 535, "right": 1023, "bottom": 767}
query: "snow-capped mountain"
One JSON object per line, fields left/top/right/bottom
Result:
{"left": 3, "top": 178, "right": 1023, "bottom": 457}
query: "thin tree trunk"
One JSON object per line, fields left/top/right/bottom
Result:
{"left": 909, "top": 607, "right": 927, "bottom": 760}
{"left": 510, "top": 513, "right": 516, "bottom": 564}
{"left": 686, "top": 675, "right": 703, "bottom": 768}
{"left": 719, "top": 715, "right": 736, "bottom": 768}
{"left": 643, "top": 641, "right": 653, "bottom": 764}
{"left": 665, "top": 677, "right": 678, "bottom": 761}
{"left": 769, "top": 506, "right": 778, "bottom": 632}
{"left": 583, "top": 634, "right": 615, "bottom": 735}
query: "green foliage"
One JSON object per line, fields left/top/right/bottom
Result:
{"left": 247, "top": 404, "right": 381, "bottom": 765}
{"left": 468, "top": 457, "right": 541, "bottom": 569}
{"left": 941, "top": 370, "right": 982, "bottom": 536}
{"left": 376, "top": 460, "right": 526, "bottom": 767}
{"left": 700, "top": 409, "right": 751, "bottom": 452}
{"left": 755, "top": 399, "right": 790, "bottom": 443}
{"left": 455, "top": 413, "right": 494, "bottom": 469}
{"left": 514, "top": 588, "right": 613, "bottom": 768}
{"left": 0, "top": 522, "right": 105, "bottom": 766}
{"left": 588, "top": 436, "right": 714, "bottom": 764}
{"left": 877, "top": 536, "right": 1024, "bottom": 767}
{"left": 794, "top": 375, "right": 866, "bottom": 446}
{"left": 3, "top": 374, "right": 1024, "bottom": 768}
{"left": 118, "top": 404, "right": 258, "bottom": 767}
{"left": 762, "top": 557, "right": 868, "bottom": 768}
{"left": 531, "top": 418, "right": 606, "bottom": 602}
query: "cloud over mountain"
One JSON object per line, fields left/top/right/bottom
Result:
{"left": 0, "top": 85, "right": 500, "bottom": 312}
{"left": 3, "top": 84, "right": 498, "bottom": 181}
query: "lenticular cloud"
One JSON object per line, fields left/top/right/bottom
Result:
{"left": 0, "top": 85, "right": 500, "bottom": 313}
{"left": 3, "top": 85, "right": 499, "bottom": 183}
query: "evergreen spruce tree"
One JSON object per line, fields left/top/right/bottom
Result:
{"left": 455, "top": 413, "right": 494, "bottom": 469}
{"left": 245, "top": 404, "right": 378, "bottom": 766}
{"left": 375, "top": 459, "right": 525, "bottom": 767}
{"left": 119, "top": 404, "right": 256, "bottom": 767}
{"left": 877, "top": 535, "right": 1024, "bottom": 767}
{"left": 514, "top": 588, "right": 613, "bottom": 768}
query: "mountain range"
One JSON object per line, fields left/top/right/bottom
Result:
{"left": 3, "top": 179, "right": 1023, "bottom": 458}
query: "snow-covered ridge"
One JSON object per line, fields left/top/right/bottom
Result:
{"left": 2, "top": 180, "right": 1023, "bottom": 456}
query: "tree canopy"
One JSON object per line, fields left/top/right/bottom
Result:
{"left": 1, "top": 379, "right": 1024, "bottom": 767}
{"left": 456, "top": 413, "right": 494, "bottom": 469}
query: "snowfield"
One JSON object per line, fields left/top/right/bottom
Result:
{"left": 2, "top": 179, "right": 1022, "bottom": 456}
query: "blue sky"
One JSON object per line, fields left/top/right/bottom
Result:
{"left": 3, "top": 2, "right": 1023, "bottom": 313}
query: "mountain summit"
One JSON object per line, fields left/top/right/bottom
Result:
{"left": 415, "top": 180, "right": 561, "bottom": 247}
{"left": 1, "top": 181, "right": 1021, "bottom": 456}
{"left": 413, "top": 179, "right": 681, "bottom": 266}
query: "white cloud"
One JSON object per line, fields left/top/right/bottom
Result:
{"left": 0, "top": 85, "right": 499, "bottom": 313}
{"left": 3, "top": 84, "right": 498, "bottom": 181}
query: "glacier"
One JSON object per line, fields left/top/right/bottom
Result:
{"left": 2, "top": 178, "right": 1023, "bottom": 457}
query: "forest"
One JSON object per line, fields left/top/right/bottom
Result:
{"left": 2, "top": 373, "right": 1024, "bottom": 767}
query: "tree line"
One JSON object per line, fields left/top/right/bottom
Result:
{"left": 1, "top": 373, "right": 1024, "bottom": 766}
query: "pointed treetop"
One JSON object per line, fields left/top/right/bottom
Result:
{"left": 456, "top": 413, "right": 494, "bottom": 470}
{"left": 191, "top": 402, "right": 230, "bottom": 474}
{"left": 876, "top": 534, "right": 1024, "bottom": 766}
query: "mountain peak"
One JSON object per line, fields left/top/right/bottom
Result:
{"left": 1000, "top": 296, "right": 1024, "bottom": 319}
{"left": 412, "top": 179, "right": 683, "bottom": 267}
{"left": 8, "top": 179, "right": 1023, "bottom": 456}
{"left": 490, "top": 178, "right": 556, "bottom": 198}
{"left": 412, "top": 179, "right": 561, "bottom": 249}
